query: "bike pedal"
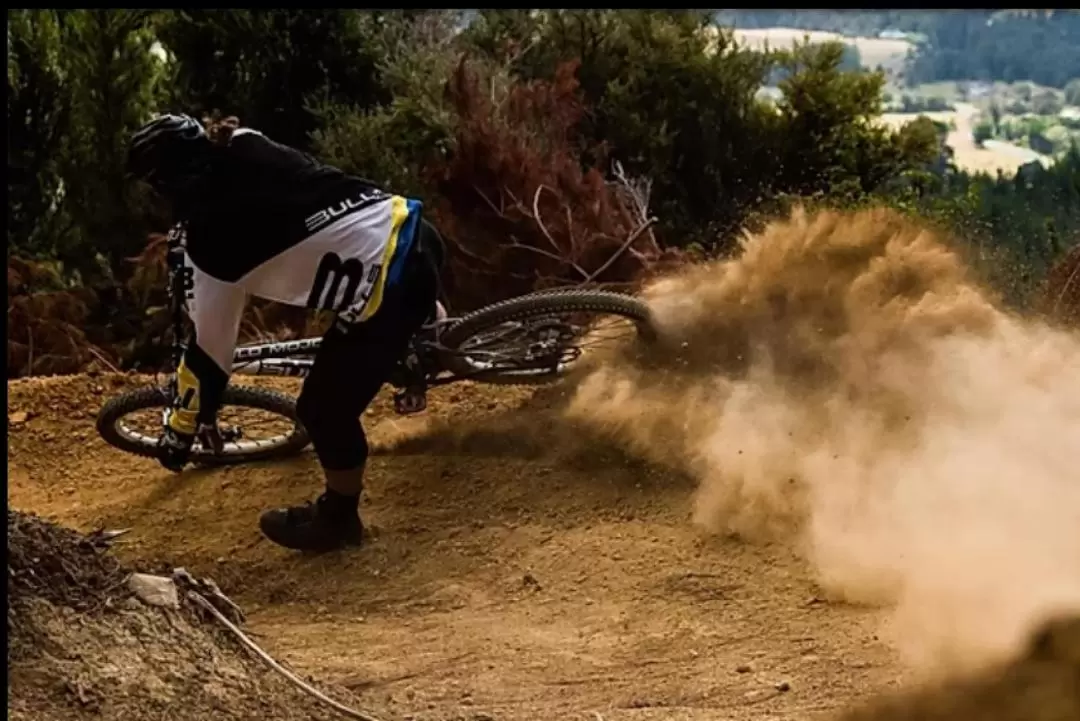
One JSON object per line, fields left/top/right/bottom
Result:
{"left": 393, "top": 389, "right": 427, "bottom": 415}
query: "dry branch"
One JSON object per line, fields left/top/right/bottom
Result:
{"left": 189, "top": 591, "right": 384, "bottom": 721}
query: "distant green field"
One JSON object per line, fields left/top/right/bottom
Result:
{"left": 730, "top": 26, "right": 913, "bottom": 80}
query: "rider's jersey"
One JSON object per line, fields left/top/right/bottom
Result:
{"left": 166, "top": 128, "right": 423, "bottom": 436}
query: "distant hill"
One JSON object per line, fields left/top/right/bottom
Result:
{"left": 715, "top": 10, "right": 1080, "bottom": 88}
{"left": 713, "top": 11, "right": 948, "bottom": 37}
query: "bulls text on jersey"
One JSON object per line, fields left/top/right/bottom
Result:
{"left": 303, "top": 189, "right": 392, "bottom": 234}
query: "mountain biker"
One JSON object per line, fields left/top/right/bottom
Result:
{"left": 126, "top": 113, "right": 446, "bottom": 553}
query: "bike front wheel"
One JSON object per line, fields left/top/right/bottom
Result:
{"left": 96, "top": 384, "right": 309, "bottom": 465}
{"left": 437, "top": 288, "right": 656, "bottom": 385}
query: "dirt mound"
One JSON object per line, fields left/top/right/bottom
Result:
{"left": 8, "top": 510, "right": 127, "bottom": 614}
{"left": 836, "top": 614, "right": 1080, "bottom": 721}
{"left": 6, "top": 510, "right": 359, "bottom": 721}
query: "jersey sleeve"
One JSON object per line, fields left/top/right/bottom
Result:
{"left": 166, "top": 262, "right": 246, "bottom": 435}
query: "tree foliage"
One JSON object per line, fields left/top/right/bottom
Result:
{"left": 310, "top": 10, "right": 462, "bottom": 195}
{"left": 62, "top": 10, "right": 169, "bottom": 269}
{"left": 906, "top": 11, "right": 1080, "bottom": 89}
{"left": 8, "top": 10, "right": 71, "bottom": 260}
{"left": 6, "top": 9, "right": 1079, "bottom": 378}
{"left": 7, "top": 9, "right": 165, "bottom": 275}
{"left": 157, "top": 10, "right": 388, "bottom": 150}
{"left": 464, "top": 11, "right": 934, "bottom": 250}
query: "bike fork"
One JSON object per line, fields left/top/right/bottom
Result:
{"left": 392, "top": 343, "right": 429, "bottom": 415}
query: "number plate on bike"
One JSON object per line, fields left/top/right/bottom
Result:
{"left": 393, "top": 389, "right": 427, "bottom": 415}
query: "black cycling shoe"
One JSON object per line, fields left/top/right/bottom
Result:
{"left": 258, "top": 494, "right": 364, "bottom": 552}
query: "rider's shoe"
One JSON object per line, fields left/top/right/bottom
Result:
{"left": 258, "top": 493, "right": 364, "bottom": 552}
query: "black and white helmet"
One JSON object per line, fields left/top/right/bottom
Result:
{"left": 126, "top": 113, "right": 210, "bottom": 193}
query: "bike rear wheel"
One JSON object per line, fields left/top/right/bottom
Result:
{"left": 437, "top": 288, "right": 655, "bottom": 385}
{"left": 96, "top": 384, "right": 309, "bottom": 465}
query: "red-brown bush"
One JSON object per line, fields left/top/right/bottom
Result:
{"left": 6, "top": 258, "right": 116, "bottom": 378}
{"left": 427, "top": 58, "right": 677, "bottom": 311}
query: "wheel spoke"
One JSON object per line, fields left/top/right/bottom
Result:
{"left": 453, "top": 310, "right": 641, "bottom": 375}
{"left": 434, "top": 290, "right": 652, "bottom": 385}
{"left": 109, "top": 391, "right": 302, "bottom": 459}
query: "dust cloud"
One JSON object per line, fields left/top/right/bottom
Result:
{"left": 567, "top": 205, "right": 1080, "bottom": 671}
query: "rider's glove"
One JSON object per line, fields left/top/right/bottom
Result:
{"left": 157, "top": 424, "right": 194, "bottom": 472}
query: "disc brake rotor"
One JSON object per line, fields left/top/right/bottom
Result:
{"left": 522, "top": 318, "right": 579, "bottom": 362}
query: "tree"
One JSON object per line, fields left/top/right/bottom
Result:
{"left": 59, "top": 10, "right": 169, "bottom": 275}
{"left": 7, "top": 10, "right": 73, "bottom": 261}
{"left": 774, "top": 41, "right": 937, "bottom": 200}
{"left": 839, "top": 43, "right": 863, "bottom": 72}
{"left": 427, "top": 59, "right": 668, "bottom": 308}
{"left": 1031, "top": 89, "right": 1064, "bottom": 116}
{"left": 7, "top": 10, "right": 166, "bottom": 276}
{"left": 311, "top": 11, "right": 463, "bottom": 194}
{"left": 7, "top": 9, "right": 168, "bottom": 376}
{"left": 157, "top": 10, "right": 388, "bottom": 150}
{"left": 468, "top": 11, "right": 779, "bottom": 249}
{"left": 8, "top": 9, "right": 1074, "bottom": 378}
{"left": 906, "top": 11, "right": 1080, "bottom": 88}
{"left": 463, "top": 11, "right": 937, "bottom": 251}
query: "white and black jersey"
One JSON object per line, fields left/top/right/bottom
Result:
{"left": 165, "top": 127, "right": 423, "bottom": 435}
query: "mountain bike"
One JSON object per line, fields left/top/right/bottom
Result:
{"left": 96, "top": 232, "right": 656, "bottom": 466}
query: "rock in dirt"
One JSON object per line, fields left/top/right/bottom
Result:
{"left": 127, "top": 573, "right": 180, "bottom": 609}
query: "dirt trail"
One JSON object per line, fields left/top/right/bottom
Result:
{"left": 8, "top": 206, "right": 1080, "bottom": 720}
{"left": 9, "top": 374, "right": 900, "bottom": 720}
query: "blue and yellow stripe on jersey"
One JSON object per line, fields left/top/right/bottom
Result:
{"left": 354, "top": 195, "right": 422, "bottom": 322}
